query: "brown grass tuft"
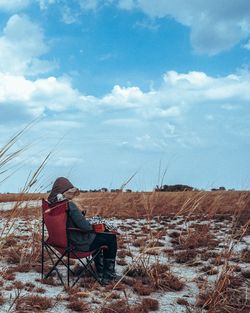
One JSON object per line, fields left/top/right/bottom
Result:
{"left": 142, "top": 297, "right": 159, "bottom": 311}
{"left": 125, "top": 261, "right": 184, "bottom": 293}
{"left": 0, "top": 293, "right": 5, "bottom": 305}
{"left": 133, "top": 280, "right": 154, "bottom": 295}
{"left": 176, "top": 298, "right": 189, "bottom": 306}
{"left": 196, "top": 271, "right": 249, "bottom": 312}
{"left": 66, "top": 299, "right": 89, "bottom": 312}
{"left": 177, "top": 225, "right": 218, "bottom": 250}
{"left": 175, "top": 249, "right": 197, "bottom": 263}
{"left": 16, "top": 295, "right": 52, "bottom": 311}
{"left": 241, "top": 249, "right": 250, "bottom": 263}
{"left": 100, "top": 299, "right": 146, "bottom": 313}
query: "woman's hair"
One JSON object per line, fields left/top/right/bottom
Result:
{"left": 63, "top": 187, "right": 80, "bottom": 199}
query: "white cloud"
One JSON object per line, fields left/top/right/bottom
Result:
{"left": 243, "top": 39, "right": 250, "bottom": 50}
{"left": 1, "top": 69, "right": 250, "bottom": 156}
{"left": 78, "top": 0, "right": 99, "bottom": 10}
{"left": 0, "top": 74, "right": 82, "bottom": 120}
{"left": 0, "top": 0, "right": 31, "bottom": 11}
{"left": 61, "top": 6, "right": 80, "bottom": 24}
{"left": 1, "top": 69, "right": 250, "bottom": 122}
{"left": 0, "top": 1, "right": 248, "bottom": 55}
{"left": 1, "top": 69, "right": 250, "bottom": 191}
{"left": 0, "top": 15, "right": 55, "bottom": 76}
{"left": 118, "top": 0, "right": 135, "bottom": 10}
{"left": 118, "top": 0, "right": 250, "bottom": 55}
{"left": 38, "top": 0, "right": 56, "bottom": 10}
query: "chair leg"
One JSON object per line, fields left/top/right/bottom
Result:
{"left": 44, "top": 245, "right": 65, "bottom": 286}
{"left": 46, "top": 245, "right": 75, "bottom": 275}
{"left": 41, "top": 241, "right": 44, "bottom": 279}
{"left": 41, "top": 220, "right": 45, "bottom": 280}
{"left": 42, "top": 244, "right": 104, "bottom": 287}
{"left": 67, "top": 250, "right": 70, "bottom": 287}
{"left": 70, "top": 250, "right": 103, "bottom": 287}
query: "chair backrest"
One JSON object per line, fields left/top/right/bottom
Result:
{"left": 42, "top": 199, "right": 69, "bottom": 248}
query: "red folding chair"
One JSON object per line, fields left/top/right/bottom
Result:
{"left": 41, "top": 199, "right": 105, "bottom": 287}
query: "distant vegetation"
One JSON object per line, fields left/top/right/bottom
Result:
{"left": 154, "top": 184, "right": 195, "bottom": 192}
{"left": 75, "top": 185, "right": 230, "bottom": 193}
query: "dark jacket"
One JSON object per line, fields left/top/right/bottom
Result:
{"left": 67, "top": 201, "right": 96, "bottom": 251}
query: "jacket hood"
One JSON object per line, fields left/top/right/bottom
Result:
{"left": 48, "top": 177, "right": 74, "bottom": 203}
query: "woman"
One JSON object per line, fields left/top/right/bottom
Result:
{"left": 48, "top": 177, "right": 119, "bottom": 284}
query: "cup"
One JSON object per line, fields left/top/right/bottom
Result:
{"left": 93, "top": 223, "right": 105, "bottom": 233}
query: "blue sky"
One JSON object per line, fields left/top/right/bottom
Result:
{"left": 0, "top": 0, "right": 250, "bottom": 192}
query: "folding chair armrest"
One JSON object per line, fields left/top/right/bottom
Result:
{"left": 67, "top": 227, "right": 94, "bottom": 234}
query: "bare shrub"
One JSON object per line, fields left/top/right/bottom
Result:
{"left": 196, "top": 271, "right": 249, "bottom": 312}
{"left": 151, "top": 266, "right": 184, "bottom": 291}
{"left": 125, "top": 261, "right": 184, "bottom": 292}
{"left": 175, "top": 250, "right": 197, "bottom": 263}
{"left": 16, "top": 295, "right": 52, "bottom": 311}
{"left": 39, "top": 277, "right": 58, "bottom": 286}
{"left": 0, "top": 268, "right": 16, "bottom": 281}
{"left": 142, "top": 297, "right": 159, "bottom": 311}
{"left": 117, "top": 249, "right": 133, "bottom": 258}
{"left": 176, "top": 298, "right": 189, "bottom": 306}
{"left": 200, "top": 265, "right": 218, "bottom": 276}
{"left": 200, "top": 251, "right": 218, "bottom": 261}
{"left": 133, "top": 280, "right": 154, "bottom": 295}
{"left": 168, "top": 231, "right": 181, "bottom": 238}
{"left": 0, "top": 293, "right": 5, "bottom": 305}
{"left": 133, "top": 238, "right": 145, "bottom": 247}
{"left": 100, "top": 299, "right": 146, "bottom": 313}
{"left": 178, "top": 226, "right": 218, "bottom": 250}
{"left": 241, "top": 249, "right": 250, "bottom": 263}
{"left": 34, "top": 287, "right": 46, "bottom": 294}
{"left": 66, "top": 299, "right": 89, "bottom": 312}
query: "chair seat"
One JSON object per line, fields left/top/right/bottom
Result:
{"left": 48, "top": 242, "right": 107, "bottom": 259}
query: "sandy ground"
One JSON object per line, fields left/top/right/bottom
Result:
{"left": 0, "top": 199, "right": 249, "bottom": 312}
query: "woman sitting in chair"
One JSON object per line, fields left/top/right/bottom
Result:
{"left": 48, "top": 176, "right": 119, "bottom": 285}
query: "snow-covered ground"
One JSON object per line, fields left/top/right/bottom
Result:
{"left": 0, "top": 202, "right": 249, "bottom": 313}
{"left": 0, "top": 200, "right": 41, "bottom": 211}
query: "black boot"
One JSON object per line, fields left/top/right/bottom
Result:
{"left": 102, "top": 258, "right": 121, "bottom": 285}
{"left": 94, "top": 251, "right": 104, "bottom": 279}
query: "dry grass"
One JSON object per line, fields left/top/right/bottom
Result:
{"left": 0, "top": 193, "right": 45, "bottom": 203}
{"left": 99, "top": 299, "right": 147, "bottom": 313}
{"left": 73, "top": 190, "right": 250, "bottom": 219}
{"left": 175, "top": 250, "right": 197, "bottom": 263}
{"left": 196, "top": 268, "right": 249, "bottom": 312}
{"left": 0, "top": 127, "right": 249, "bottom": 313}
{"left": 241, "top": 249, "right": 250, "bottom": 262}
{"left": 177, "top": 225, "right": 218, "bottom": 250}
{"left": 125, "top": 261, "right": 184, "bottom": 293}
{"left": 0, "top": 293, "right": 5, "bottom": 305}
{"left": 66, "top": 299, "right": 89, "bottom": 312}
{"left": 142, "top": 297, "right": 159, "bottom": 311}
{"left": 176, "top": 298, "right": 189, "bottom": 306}
{"left": 15, "top": 294, "right": 53, "bottom": 311}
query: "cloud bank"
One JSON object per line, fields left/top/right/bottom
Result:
{"left": 1, "top": 1, "right": 249, "bottom": 54}
{"left": 119, "top": 0, "right": 250, "bottom": 54}
{"left": 0, "top": 15, "right": 55, "bottom": 76}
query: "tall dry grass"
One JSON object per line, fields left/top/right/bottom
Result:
{"left": 0, "top": 122, "right": 54, "bottom": 274}
{"left": 95, "top": 186, "right": 249, "bottom": 312}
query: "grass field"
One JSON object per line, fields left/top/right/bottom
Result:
{"left": 0, "top": 191, "right": 249, "bottom": 312}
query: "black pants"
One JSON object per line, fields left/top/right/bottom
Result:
{"left": 90, "top": 233, "right": 117, "bottom": 259}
